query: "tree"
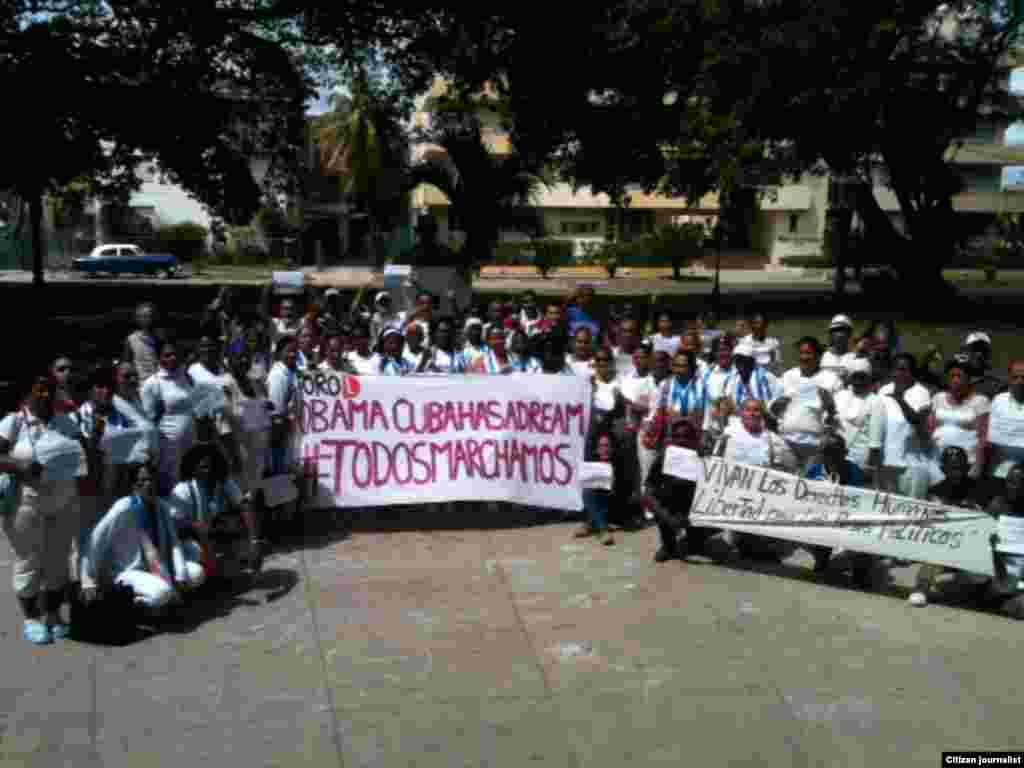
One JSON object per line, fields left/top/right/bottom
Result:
{"left": 311, "top": 64, "right": 409, "bottom": 266}
{"left": 736, "top": 0, "right": 1022, "bottom": 291}
{"left": 0, "top": 1, "right": 312, "bottom": 287}
{"left": 407, "top": 91, "right": 549, "bottom": 272}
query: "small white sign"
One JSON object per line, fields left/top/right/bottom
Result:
{"left": 101, "top": 427, "right": 153, "bottom": 465}
{"left": 383, "top": 264, "right": 412, "bottom": 277}
{"left": 664, "top": 446, "right": 702, "bottom": 482}
{"left": 580, "top": 461, "right": 613, "bottom": 491}
{"left": 262, "top": 474, "right": 298, "bottom": 507}
{"left": 34, "top": 431, "right": 85, "bottom": 481}
{"left": 272, "top": 271, "right": 305, "bottom": 295}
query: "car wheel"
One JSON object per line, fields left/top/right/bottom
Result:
{"left": 157, "top": 268, "right": 172, "bottom": 279}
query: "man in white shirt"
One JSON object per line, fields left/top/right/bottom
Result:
{"left": 821, "top": 314, "right": 857, "bottom": 380}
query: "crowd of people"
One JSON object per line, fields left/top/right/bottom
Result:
{"left": 3, "top": 279, "right": 1024, "bottom": 646}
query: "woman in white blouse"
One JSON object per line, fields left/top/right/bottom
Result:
{"left": 141, "top": 337, "right": 196, "bottom": 497}
{"left": 868, "top": 353, "right": 937, "bottom": 498}
{"left": 928, "top": 355, "right": 990, "bottom": 479}
{"left": 832, "top": 357, "right": 878, "bottom": 473}
{"left": 590, "top": 348, "right": 623, "bottom": 432}
{"left": 567, "top": 327, "right": 596, "bottom": 377}
{"left": 771, "top": 337, "right": 843, "bottom": 472}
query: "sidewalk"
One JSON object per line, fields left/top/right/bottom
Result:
{"left": 1, "top": 515, "right": 1020, "bottom": 767}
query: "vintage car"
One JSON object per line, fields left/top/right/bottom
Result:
{"left": 72, "top": 244, "right": 180, "bottom": 278}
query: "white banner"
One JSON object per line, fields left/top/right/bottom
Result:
{"left": 692, "top": 457, "right": 997, "bottom": 577}
{"left": 296, "top": 373, "right": 591, "bottom": 510}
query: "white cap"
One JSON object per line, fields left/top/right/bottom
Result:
{"left": 732, "top": 342, "right": 755, "bottom": 359}
{"left": 845, "top": 357, "right": 872, "bottom": 376}
{"left": 464, "top": 317, "right": 483, "bottom": 331}
{"left": 965, "top": 331, "right": 992, "bottom": 347}
{"left": 374, "top": 291, "right": 391, "bottom": 306}
{"left": 324, "top": 288, "right": 340, "bottom": 298}
{"left": 829, "top": 314, "right": 853, "bottom": 330}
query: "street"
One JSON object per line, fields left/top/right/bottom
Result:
{"left": 1, "top": 514, "right": 1020, "bottom": 767}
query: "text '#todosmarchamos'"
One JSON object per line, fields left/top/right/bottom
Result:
{"left": 299, "top": 394, "right": 587, "bottom": 494}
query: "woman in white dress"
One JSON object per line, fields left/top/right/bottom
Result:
{"left": 928, "top": 354, "right": 990, "bottom": 479}
{"left": 141, "top": 338, "right": 196, "bottom": 497}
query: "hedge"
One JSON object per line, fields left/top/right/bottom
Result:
{"left": 780, "top": 254, "right": 834, "bottom": 268}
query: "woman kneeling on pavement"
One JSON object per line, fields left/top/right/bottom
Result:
{"left": 168, "top": 444, "right": 261, "bottom": 581}
{"left": 78, "top": 462, "right": 203, "bottom": 621}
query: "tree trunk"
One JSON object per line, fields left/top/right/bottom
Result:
{"left": 29, "top": 192, "right": 44, "bottom": 289}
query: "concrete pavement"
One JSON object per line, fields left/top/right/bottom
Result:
{"left": 1, "top": 512, "right": 1021, "bottom": 767}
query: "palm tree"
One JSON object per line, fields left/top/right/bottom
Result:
{"left": 311, "top": 67, "right": 408, "bottom": 267}
{"left": 407, "top": 97, "right": 549, "bottom": 273}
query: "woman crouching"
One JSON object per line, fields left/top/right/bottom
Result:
{"left": 168, "top": 444, "right": 261, "bottom": 583}
{"left": 78, "top": 462, "right": 204, "bottom": 624}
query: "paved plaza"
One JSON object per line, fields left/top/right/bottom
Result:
{"left": 0, "top": 510, "right": 1021, "bottom": 768}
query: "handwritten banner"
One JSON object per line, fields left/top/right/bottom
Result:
{"left": 297, "top": 373, "right": 591, "bottom": 510}
{"left": 692, "top": 457, "right": 997, "bottom": 576}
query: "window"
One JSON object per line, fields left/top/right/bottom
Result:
{"left": 789, "top": 213, "right": 799, "bottom": 234}
{"left": 561, "top": 221, "right": 601, "bottom": 235}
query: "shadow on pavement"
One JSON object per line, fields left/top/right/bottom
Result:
{"left": 72, "top": 567, "right": 300, "bottom": 646}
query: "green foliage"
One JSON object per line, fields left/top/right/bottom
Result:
{"left": 780, "top": 254, "right": 834, "bottom": 269}
{"left": 532, "top": 240, "right": 570, "bottom": 278}
{"left": 156, "top": 221, "right": 208, "bottom": 262}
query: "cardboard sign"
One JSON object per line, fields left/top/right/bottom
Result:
{"left": 101, "top": 427, "right": 154, "bottom": 465}
{"left": 192, "top": 384, "right": 228, "bottom": 419}
{"left": 272, "top": 271, "right": 305, "bottom": 295}
{"left": 664, "top": 446, "right": 702, "bottom": 482}
{"left": 262, "top": 474, "right": 298, "bottom": 507}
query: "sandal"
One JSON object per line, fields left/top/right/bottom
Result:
{"left": 574, "top": 526, "right": 594, "bottom": 538}
{"left": 23, "top": 619, "right": 52, "bottom": 646}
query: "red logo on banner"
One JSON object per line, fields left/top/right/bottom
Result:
{"left": 343, "top": 375, "right": 361, "bottom": 399}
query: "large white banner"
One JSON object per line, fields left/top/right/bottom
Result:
{"left": 297, "top": 373, "right": 592, "bottom": 510}
{"left": 688, "top": 458, "right": 998, "bottom": 577}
